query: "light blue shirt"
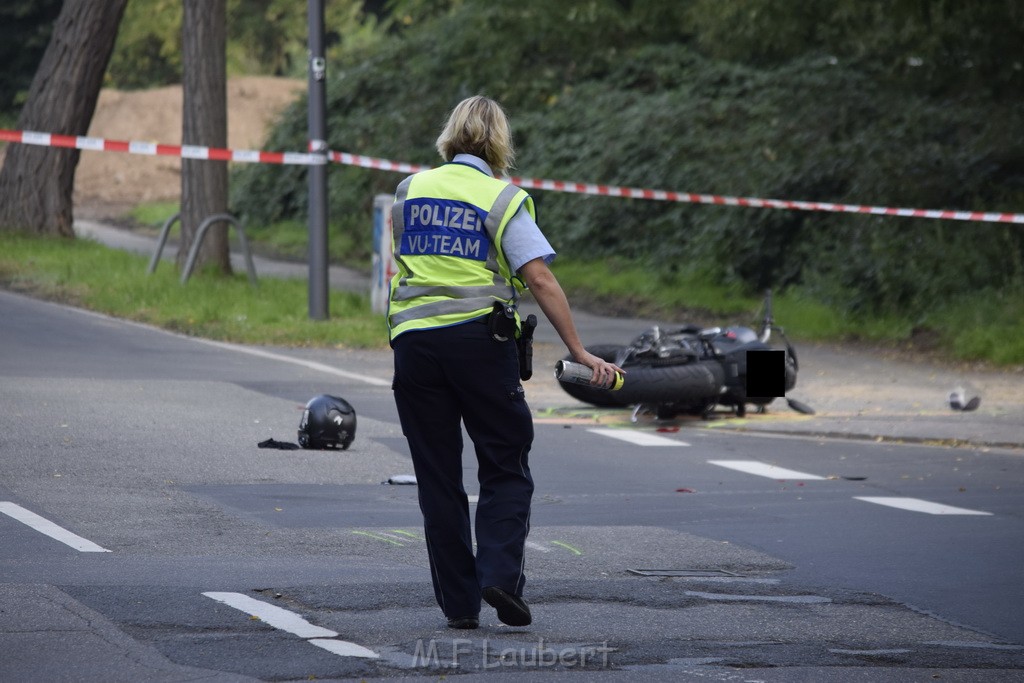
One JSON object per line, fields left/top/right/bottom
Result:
{"left": 451, "top": 154, "right": 556, "bottom": 273}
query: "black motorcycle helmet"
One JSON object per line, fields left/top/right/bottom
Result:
{"left": 298, "top": 394, "right": 356, "bottom": 450}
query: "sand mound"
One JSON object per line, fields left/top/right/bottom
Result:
{"left": 71, "top": 76, "right": 303, "bottom": 210}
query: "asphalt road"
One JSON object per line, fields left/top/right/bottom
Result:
{"left": 2, "top": 289, "right": 1023, "bottom": 682}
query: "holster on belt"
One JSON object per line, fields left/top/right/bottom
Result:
{"left": 517, "top": 314, "right": 537, "bottom": 381}
{"left": 487, "top": 302, "right": 517, "bottom": 342}
{"left": 488, "top": 302, "right": 536, "bottom": 381}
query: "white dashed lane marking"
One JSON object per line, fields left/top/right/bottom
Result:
{"left": 588, "top": 428, "right": 689, "bottom": 447}
{"left": 702, "top": 464, "right": 995, "bottom": 516}
{"left": 854, "top": 497, "right": 993, "bottom": 516}
{"left": 706, "top": 460, "right": 826, "bottom": 480}
{"left": 0, "top": 501, "right": 110, "bottom": 552}
{"left": 203, "top": 592, "right": 379, "bottom": 659}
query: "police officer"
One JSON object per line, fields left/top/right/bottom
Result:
{"left": 389, "top": 96, "right": 622, "bottom": 630}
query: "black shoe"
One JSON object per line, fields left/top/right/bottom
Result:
{"left": 482, "top": 586, "right": 532, "bottom": 626}
{"left": 447, "top": 615, "right": 479, "bottom": 630}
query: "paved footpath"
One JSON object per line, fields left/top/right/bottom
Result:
{"left": 75, "top": 218, "right": 1024, "bottom": 452}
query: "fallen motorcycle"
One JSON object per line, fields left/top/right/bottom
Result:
{"left": 558, "top": 290, "right": 814, "bottom": 420}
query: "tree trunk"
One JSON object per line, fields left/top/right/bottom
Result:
{"left": 0, "top": 0, "right": 128, "bottom": 237}
{"left": 179, "top": 0, "right": 230, "bottom": 274}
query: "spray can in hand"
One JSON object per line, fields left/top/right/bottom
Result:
{"left": 554, "top": 360, "right": 624, "bottom": 391}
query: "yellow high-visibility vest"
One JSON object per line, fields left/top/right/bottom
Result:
{"left": 388, "top": 162, "right": 535, "bottom": 341}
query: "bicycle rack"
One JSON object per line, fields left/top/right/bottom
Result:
{"left": 147, "top": 212, "right": 181, "bottom": 275}
{"left": 147, "top": 212, "right": 258, "bottom": 286}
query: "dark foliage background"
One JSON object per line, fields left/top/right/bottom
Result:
{"left": 0, "top": 1, "right": 63, "bottom": 113}
{"left": 231, "top": 0, "right": 1024, "bottom": 318}
{"left": 5, "top": 0, "right": 1020, "bottom": 319}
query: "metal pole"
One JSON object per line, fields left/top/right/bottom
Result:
{"left": 307, "top": 0, "right": 329, "bottom": 319}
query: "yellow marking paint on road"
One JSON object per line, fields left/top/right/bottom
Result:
{"left": 551, "top": 540, "right": 582, "bottom": 556}
{"left": 352, "top": 530, "right": 404, "bottom": 546}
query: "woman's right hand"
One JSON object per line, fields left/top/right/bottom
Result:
{"left": 574, "top": 350, "right": 625, "bottom": 387}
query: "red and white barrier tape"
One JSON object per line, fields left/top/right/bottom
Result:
{"left": 507, "top": 176, "right": 1024, "bottom": 225}
{"left": 328, "top": 150, "right": 428, "bottom": 175}
{"left": 0, "top": 129, "right": 324, "bottom": 166}
{"left": 3, "top": 128, "right": 1022, "bottom": 224}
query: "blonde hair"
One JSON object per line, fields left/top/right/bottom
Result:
{"left": 435, "top": 96, "right": 516, "bottom": 175}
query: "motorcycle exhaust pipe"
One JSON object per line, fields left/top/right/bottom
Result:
{"left": 555, "top": 360, "right": 624, "bottom": 391}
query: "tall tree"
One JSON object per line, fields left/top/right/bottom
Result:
{"left": 0, "top": 0, "right": 128, "bottom": 236}
{"left": 179, "top": 0, "right": 230, "bottom": 274}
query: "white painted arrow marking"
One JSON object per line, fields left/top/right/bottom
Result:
{"left": 309, "top": 638, "right": 380, "bottom": 658}
{"left": 203, "top": 591, "right": 379, "bottom": 658}
{"left": 0, "top": 502, "right": 110, "bottom": 552}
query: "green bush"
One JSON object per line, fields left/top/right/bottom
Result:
{"left": 0, "top": 1, "right": 62, "bottom": 112}
{"left": 231, "top": 0, "right": 1024, "bottom": 320}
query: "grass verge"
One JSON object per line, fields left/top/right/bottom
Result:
{"left": 551, "top": 258, "right": 1024, "bottom": 367}
{"left": 128, "top": 201, "right": 181, "bottom": 228}
{"left": 2, "top": 231, "right": 1022, "bottom": 366}
{"left": 0, "top": 232, "right": 387, "bottom": 349}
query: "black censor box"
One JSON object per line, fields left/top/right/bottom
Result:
{"left": 745, "top": 349, "right": 786, "bottom": 398}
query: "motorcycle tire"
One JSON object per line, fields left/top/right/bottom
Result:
{"left": 556, "top": 345, "right": 632, "bottom": 408}
{"left": 558, "top": 346, "right": 725, "bottom": 409}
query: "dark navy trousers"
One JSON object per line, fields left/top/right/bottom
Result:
{"left": 392, "top": 319, "right": 534, "bottom": 619}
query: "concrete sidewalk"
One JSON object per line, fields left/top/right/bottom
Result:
{"left": 74, "top": 218, "right": 1024, "bottom": 451}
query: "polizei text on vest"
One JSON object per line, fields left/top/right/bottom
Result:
{"left": 402, "top": 199, "right": 488, "bottom": 261}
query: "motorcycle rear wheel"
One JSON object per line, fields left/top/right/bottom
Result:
{"left": 558, "top": 346, "right": 724, "bottom": 409}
